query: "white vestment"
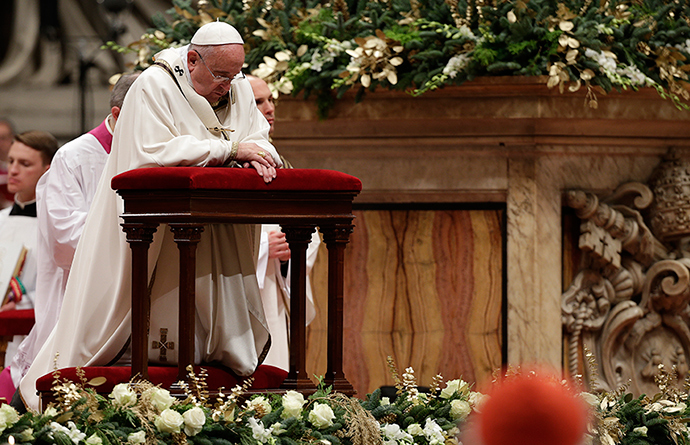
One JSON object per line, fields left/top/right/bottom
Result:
{"left": 10, "top": 119, "right": 111, "bottom": 387}
{"left": 20, "top": 45, "right": 280, "bottom": 411}
{"left": 256, "top": 226, "right": 320, "bottom": 370}
{"left": 0, "top": 208, "right": 38, "bottom": 366}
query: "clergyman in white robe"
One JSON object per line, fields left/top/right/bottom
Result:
{"left": 10, "top": 117, "right": 112, "bottom": 389}
{"left": 256, "top": 227, "right": 320, "bottom": 370}
{"left": 20, "top": 43, "right": 281, "bottom": 411}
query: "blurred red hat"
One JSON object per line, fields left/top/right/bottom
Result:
{"left": 478, "top": 371, "right": 589, "bottom": 445}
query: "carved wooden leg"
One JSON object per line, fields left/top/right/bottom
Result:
{"left": 281, "top": 225, "right": 317, "bottom": 391}
{"left": 122, "top": 222, "right": 159, "bottom": 380}
{"left": 320, "top": 224, "right": 355, "bottom": 395}
{"left": 169, "top": 223, "right": 205, "bottom": 383}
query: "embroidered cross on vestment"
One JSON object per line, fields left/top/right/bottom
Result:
{"left": 152, "top": 328, "right": 175, "bottom": 361}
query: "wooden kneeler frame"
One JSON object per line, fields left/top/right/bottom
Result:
{"left": 111, "top": 167, "right": 361, "bottom": 396}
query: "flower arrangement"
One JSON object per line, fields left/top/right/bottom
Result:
{"left": 104, "top": 0, "right": 690, "bottom": 116}
{"left": 2, "top": 358, "right": 690, "bottom": 444}
{"left": 0, "top": 360, "right": 481, "bottom": 445}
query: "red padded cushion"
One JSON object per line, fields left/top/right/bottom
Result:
{"left": 0, "top": 309, "right": 35, "bottom": 336}
{"left": 36, "top": 365, "right": 287, "bottom": 394}
{"left": 111, "top": 167, "right": 362, "bottom": 192}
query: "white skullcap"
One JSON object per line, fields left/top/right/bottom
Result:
{"left": 191, "top": 21, "right": 244, "bottom": 45}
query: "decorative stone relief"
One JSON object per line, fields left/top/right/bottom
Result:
{"left": 562, "top": 152, "right": 690, "bottom": 395}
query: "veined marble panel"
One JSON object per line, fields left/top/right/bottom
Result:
{"left": 306, "top": 208, "right": 503, "bottom": 396}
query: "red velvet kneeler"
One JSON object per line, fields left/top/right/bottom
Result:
{"left": 0, "top": 309, "right": 35, "bottom": 336}
{"left": 36, "top": 365, "right": 288, "bottom": 408}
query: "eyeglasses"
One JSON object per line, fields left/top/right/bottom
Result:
{"left": 193, "top": 50, "right": 245, "bottom": 84}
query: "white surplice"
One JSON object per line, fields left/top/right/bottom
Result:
{"left": 20, "top": 45, "right": 280, "bottom": 411}
{"left": 256, "top": 226, "right": 320, "bottom": 370}
{"left": 10, "top": 119, "right": 111, "bottom": 387}
{"left": 0, "top": 210, "right": 38, "bottom": 367}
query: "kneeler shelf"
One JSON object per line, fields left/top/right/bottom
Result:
{"left": 112, "top": 166, "right": 361, "bottom": 396}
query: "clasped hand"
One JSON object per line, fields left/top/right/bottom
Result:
{"left": 235, "top": 142, "right": 277, "bottom": 183}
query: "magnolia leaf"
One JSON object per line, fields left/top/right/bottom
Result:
{"left": 558, "top": 35, "right": 570, "bottom": 47}
{"left": 581, "top": 69, "right": 594, "bottom": 81}
{"left": 253, "top": 30, "right": 267, "bottom": 38}
{"left": 88, "top": 376, "right": 108, "bottom": 387}
{"left": 568, "top": 79, "right": 581, "bottom": 92}
{"left": 375, "top": 29, "right": 386, "bottom": 40}
{"left": 154, "top": 30, "right": 166, "bottom": 40}
{"left": 297, "top": 45, "right": 308, "bottom": 57}
{"left": 568, "top": 38, "right": 580, "bottom": 49}
{"left": 275, "top": 51, "right": 291, "bottom": 62}
{"left": 361, "top": 73, "right": 371, "bottom": 87}
{"left": 507, "top": 10, "right": 517, "bottom": 23}
{"left": 547, "top": 75, "right": 560, "bottom": 88}
{"left": 390, "top": 57, "right": 403, "bottom": 66}
{"left": 275, "top": 61, "right": 289, "bottom": 71}
{"left": 199, "top": 12, "right": 214, "bottom": 25}
{"left": 257, "top": 17, "right": 270, "bottom": 27}
{"left": 566, "top": 49, "right": 579, "bottom": 63}
{"left": 548, "top": 65, "right": 558, "bottom": 76}
{"left": 387, "top": 71, "right": 398, "bottom": 85}
{"left": 56, "top": 411, "right": 75, "bottom": 423}
{"left": 365, "top": 38, "right": 382, "bottom": 49}
{"left": 559, "top": 21, "right": 574, "bottom": 32}
{"left": 393, "top": 46, "right": 404, "bottom": 53}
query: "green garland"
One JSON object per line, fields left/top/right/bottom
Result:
{"left": 103, "top": 0, "right": 690, "bottom": 117}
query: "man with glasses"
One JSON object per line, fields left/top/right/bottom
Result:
{"left": 19, "top": 22, "right": 282, "bottom": 412}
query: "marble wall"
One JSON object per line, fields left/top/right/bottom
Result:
{"left": 274, "top": 76, "right": 690, "bottom": 393}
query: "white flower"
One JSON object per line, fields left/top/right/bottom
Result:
{"left": 407, "top": 423, "right": 423, "bottom": 436}
{"left": 674, "top": 39, "right": 690, "bottom": 54}
{"left": 450, "top": 399, "right": 472, "bottom": 420}
{"left": 155, "top": 409, "right": 184, "bottom": 434}
{"left": 423, "top": 418, "right": 445, "bottom": 444}
{"left": 50, "top": 421, "right": 86, "bottom": 445}
{"left": 443, "top": 54, "right": 471, "bottom": 78}
{"left": 457, "top": 25, "right": 475, "bottom": 40}
{"left": 248, "top": 417, "right": 274, "bottom": 443}
{"left": 18, "top": 427, "right": 34, "bottom": 442}
{"left": 584, "top": 48, "right": 617, "bottom": 74}
{"left": 633, "top": 426, "right": 648, "bottom": 437}
{"left": 144, "top": 387, "right": 175, "bottom": 412}
{"left": 381, "top": 423, "right": 414, "bottom": 443}
{"left": 86, "top": 433, "right": 103, "bottom": 445}
{"left": 440, "top": 379, "right": 468, "bottom": 399}
{"left": 246, "top": 395, "right": 272, "bottom": 416}
{"left": 182, "top": 406, "right": 206, "bottom": 436}
{"left": 110, "top": 383, "right": 137, "bottom": 407}
{"left": 127, "top": 431, "right": 146, "bottom": 444}
{"left": 271, "top": 422, "right": 287, "bottom": 435}
{"left": 43, "top": 406, "right": 59, "bottom": 417}
{"left": 580, "top": 392, "right": 600, "bottom": 407}
{"left": 380, "top": 397, "right": 390, "bottom": 406}
{"left": 309, "top": 402, "right": 335, "bottom": 429}
{"left": 0, "top": 404, "right": 19, "bottom": 434}
{"left": 282, "top": 390, "right": 306, "bottom": 418}
{"left": 469, "top": 391, "right": 488, "bottom": 411}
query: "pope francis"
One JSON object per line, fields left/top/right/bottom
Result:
{"left": 19, "top": 22, "right": 282, "bottom": 411}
